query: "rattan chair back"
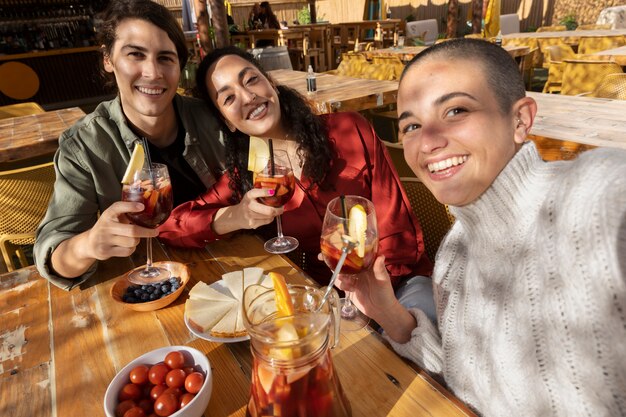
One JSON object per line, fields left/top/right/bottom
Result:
{"left": 382, "top": 140, "right": 415, "bottom": 178}
{"left": 536, "top": 25, "right": 567, "bottom": 32}
{"left": 589, "top": 73, "right": 626, "bottom": 100}
{"left": 0, "top": 102, "right": 45, "bottom": 120}
{"left": 577, "top": 35, "right": 625, "bottom": 55}
{"left": 560, "top": 59, "right": 624, "bottom": 96}
{"left": 400, "top": 177, "right": 454, "bottom": 262}
{"left": 0, "top": 162, "right": 55, "bottom": 271}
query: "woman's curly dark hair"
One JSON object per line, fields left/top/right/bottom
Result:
{"left": 194, "top": 46, "right": 334, "bottom": 202}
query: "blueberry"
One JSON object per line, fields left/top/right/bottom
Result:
{"left": 126, "top": 296, "right": 138, "bottom": 303}
{"left": 161, "top": 285, "right": 170, "bottom": 294}
{"left": 145, "top": 286, "right": 154, "bottom": 293}
{"left": 149, "top": 293, "right": 158, "bottom": 300}
{"left": 133, "top": 289, "right": 142, "bottom": 297}
{"left": 153, "top": 288, "right": 162, "bottom": 297}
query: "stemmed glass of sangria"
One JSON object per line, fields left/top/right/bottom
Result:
{"left": 121, "top": 163, "right": 173, "bottom": 284}
{"left": 320, "top": 195, "right": 378, "bottom": 331}
{"left": 253, "top": 150, "right": 299, "bottom": 254}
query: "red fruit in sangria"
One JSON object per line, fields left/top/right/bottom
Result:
{"left": 123, "top": 179, "right": 173, "bottom": 228}
{"left": 320, "top": 227, "right": 377, "bottom": 275}
{"left": 254, "top": 169, "right": 295, "bottom": 208}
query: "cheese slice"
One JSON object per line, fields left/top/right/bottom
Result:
{"left": 222, "top": 271, "right": 244, "bottom": 301}
{"left": 188, "top": 282, "right": 235, "bottom": 302}
{"left": 185, "top": 298, "right": 236, "bottom": 333}
{"left": 211, "top": 304, "right": 246, "bottom": 338}
{"left": 243, "top": 267, "right": 264, "bottom": 286}
{"left": 258, "top": 274, "right": 273, "bottom": 288}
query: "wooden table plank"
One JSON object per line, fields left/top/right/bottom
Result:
{"left": 503, "top": 29, "right": 626, "bottom": 45}
{"left": 592, "top": 45, "right": 626, "bottom": 65}
{"left": 1, "top": 234, "right": 474, "bottom": 417}
{"left": 0, "top": 107, "right": 85, "bottom": 163}
{"left": 270, "top": 69, "right": 399, "bottom": 113}
{"left": 362, "top": 44, "right": 529, "bottom": 61}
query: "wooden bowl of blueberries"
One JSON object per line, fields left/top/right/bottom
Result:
{"left": 110, "top": 261, "right": 190, "bottom": 311}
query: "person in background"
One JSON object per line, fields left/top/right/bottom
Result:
{"left": 158, "top": 46, "right": 434, "bottom": 310}
{"left": 336, "top": 38, "right": 626, "bottom": 416}
{"left": 34, "top": 0, "right": 225, "bottom": 290}
{"left": 258, "top": 1, "right": 280, "bottom": 30}
{"left": 247, "top": 2, "right": 262, "bottom": 30}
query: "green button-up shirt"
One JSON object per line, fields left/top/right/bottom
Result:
{"left": 34, "top": 95, "right": 225, "bottom": 290}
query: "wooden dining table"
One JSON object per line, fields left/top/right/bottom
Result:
{"left": 0, "top": 233, "right": 475, "bottom": 417}
{"left": 0, "top": 106, "right": 85, "bottom": 164}
{"left": 593, "top": 44, "right": 626, "bottom": 65}
{"left": 502, "top": 29, "right": 626, "bottom": 45}
{"left": 362, "top": 44, "right": 530, "bottom": 62}
{"left": 269, "top": 69, "right": 399, "bottom": 113}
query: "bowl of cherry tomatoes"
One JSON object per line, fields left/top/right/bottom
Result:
{"left": 104, "top": 346, "right": 212, "bottom": 417}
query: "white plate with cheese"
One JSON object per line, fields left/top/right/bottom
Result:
{"left": 184, "top": 267, "right": 272, "bottom": 343}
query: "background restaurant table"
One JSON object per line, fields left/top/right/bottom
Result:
{"left": 362, "top": 44, "right": 530, "bottom": 61}
{"left": 269, "top": 69, "right": 399, "bottom": 113}
{"left": 0, "top": 233, "right": 475, "bottom": 417}
{"left": 0, "top": 107, "right": 85, "bottom": 164}
{"left": 502, "top": 28, "right": 626, "bottom": 44}
{"left": 593, "top": 44, "right": 626, "bottom": 65}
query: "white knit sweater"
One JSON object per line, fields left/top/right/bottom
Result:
{"left": 388, "top": 141, "right": 626, "bottom": 416}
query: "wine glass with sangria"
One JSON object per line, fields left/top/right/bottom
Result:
{"left": 320, "top": 195, "right": 378, "bottom": 331}
{"left": 121, "top": 163, "right": 173, "bottom": 284}
{"left": 253, "top": 150, "right": 299, "bottom": 254}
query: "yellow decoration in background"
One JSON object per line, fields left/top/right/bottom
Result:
{"left": 484, "top": 0, "right": 501, "bottom": 38}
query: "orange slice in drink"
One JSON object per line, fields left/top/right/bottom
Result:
{"left": 247, "top": 136, "right": 270, "bottom": 172}
{"left": 121, "top": 142, "right": 145, "bottom": 185}
{"left": 269, "top": 272, "right": 295, "bottom": 317}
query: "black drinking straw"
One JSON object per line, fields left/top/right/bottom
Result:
{"left": 268, "top": 138, "right": 275, "bottom": 176}
{"left": 340, "top": 194, "right": 349, "bottom": 232}
{"left": 141, "top": 137, "right": 155, "bottom": 182}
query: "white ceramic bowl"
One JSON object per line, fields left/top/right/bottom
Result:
{"left": 104, "top": 346, "right": 212, "bottom": 417}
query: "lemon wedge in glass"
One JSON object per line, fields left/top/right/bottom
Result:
{"left": 349, "top": 204, "right": 368, "bottom": 257}
{"left": 247, "top": 136, "right": 270, "bottom": 172}
{"left": 121, "top": 142, "right": 145, "bottom": 185}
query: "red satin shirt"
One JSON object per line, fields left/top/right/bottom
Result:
{"left": 159, "top": 112, "right": 432, "bottom": 287}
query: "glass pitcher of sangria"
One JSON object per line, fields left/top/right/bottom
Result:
{"left": 242, "top": 283, "right": 352, "bottom": 417}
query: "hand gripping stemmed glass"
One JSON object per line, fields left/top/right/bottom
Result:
{"left": 253, "top": 149, "right": 299, "bottom": 254}
{"left": 320, "top": 195, "right": 378, "bottom": 331}
{"left": 121, "top": 163, "right": 173, "bottom": 284}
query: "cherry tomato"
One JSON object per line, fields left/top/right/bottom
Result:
{"left": 119, "top": 383, "right": 143, "bottom": 401}
{"left": 154, "top": 393, "right": 179, "bottom": 416}
{"left": 184, "top": 372, "right": 204, "bottom": 394}
{"left": 179, "top": 392, "right": 195, "bottom": 408}
{"left": 148, "top": 363, "right": 170, "bottom": 385}
{"left": 161, "top": 386, "right": 182, "bottom": 399}
{"left": 182, "top": 366, "right": 196, "bottom": 376}
{"left": 123, "top": 407, "right": 146, "bottom": 417}
{"left": 137, "top": 398, "right": 153, "bottom": 413}
{"left": 165, "top": 368, "right": 186, "bottom": 388}
{"left": 115, "top": 399, "right": 137, "bottom": 417}
{"left": 164, "top": 351, "right": 185, "bottom": 370}
{"left": 150, "top": 384, "right": 167, "bottom": 401}
{"left": 129, "top": 365, "right": 150, "bottom": 385}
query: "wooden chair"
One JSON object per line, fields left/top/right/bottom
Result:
{"left": 537, "top": 38, "right": 573, "bottom": 68}
{"left": 518, "top": 47, "right": 538, "bottom": 90}
{"left": 577, "top": 35, "right": 625, "bottom": 55}
{"left": 560, "top": 59, "right": 623, "bottom": 96}
{"left": 541, "top": 44, "right": 576, "bottom": 93}
{"left": 576, "top": 24, "right": 612, "bottom": 30}
{"left": 382, "top": 140, "right": 414, "bottom": 177}
{"left": 587, "top": 73, "right": 626, "bottom": 100}
{"left": 536, "top": 25, "right": 567, "bottom": 32}
{"left": 0, "top": 102, "right": 45, "bottom": 120}
{"left": 0, "top": 162, "right": 55, "bottom": 271}
{"left": 400, "top": 177, "right": 454, "bottom": 262}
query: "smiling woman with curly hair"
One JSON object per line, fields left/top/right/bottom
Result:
{"left": 159, "top": 46, "right": 433, "bottom": 291}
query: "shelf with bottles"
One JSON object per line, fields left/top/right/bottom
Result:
{"left": 0, "top": 0, "right": 107, "bottom": 55}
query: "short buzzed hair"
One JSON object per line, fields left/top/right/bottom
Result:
{"left": 400, "top": 38, "right": 526, "bottom": 114}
